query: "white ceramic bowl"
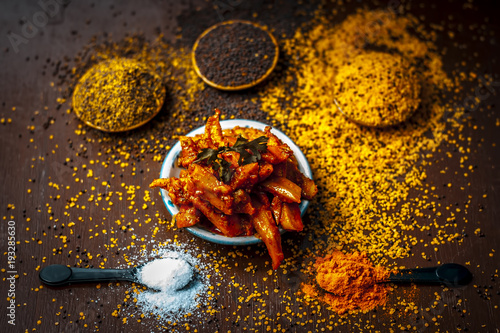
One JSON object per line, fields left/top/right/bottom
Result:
{"left": 159, "top": 119, "right": 313, "bottom": 245}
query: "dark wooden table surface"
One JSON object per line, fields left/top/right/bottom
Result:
{"left": 1, "top": 0, "right": 499, "bottom": 332}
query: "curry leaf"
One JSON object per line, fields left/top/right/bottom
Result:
{"left": 194, "top": 135, "right": 269, "bottom": 183}
{"left": 194, "top": 148, "right": 216, "bottom": 163}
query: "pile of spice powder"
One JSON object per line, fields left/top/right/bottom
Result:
{"left": 334, "top": 51, "right": 421, "bottom": 127}
{"left": 301, "top": 251, "right": 391, "bottom": 314}
{"left": 59, "top": 33, "right": 206, "bottom": 141}
{"left": 72, "top": 58, "right": 166, "bottom": 132}
{"left": 261, "top": 8, "right": 461, "bottom": 264}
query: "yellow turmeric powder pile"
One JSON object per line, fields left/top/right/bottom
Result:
{"left": 301, "top": 251, "right": 391, "bottom": 315}
{"left": 334, "top": 51, "right": 421, "bottom": 127}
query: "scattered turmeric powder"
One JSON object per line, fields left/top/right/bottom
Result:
{"left": 301, "top": 251, "right": 390, "bottom": 315}
{"left": 259, "top": 7, "right": 476, "bottom": 318}
{"left": 261, "top": 8, "right": 457, "bottom": 262}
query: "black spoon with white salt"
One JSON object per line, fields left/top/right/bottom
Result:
{"left": 39, "top": 257, "right": 195, "bottom": 291}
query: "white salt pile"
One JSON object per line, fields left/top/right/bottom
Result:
{"left": 138, "top": 257, "right": 194, "bottom": 291}
{"left": 125, "top": 245, "right": 210, "bottom": 325}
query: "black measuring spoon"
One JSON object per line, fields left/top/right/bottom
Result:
{"left": 39, "top": 260, "right": 194, "bottom": 290}
{"left": 387, "top": 263, "right": 473, "bottom": 287}
{"left": 39, "top": 265, "right": 138, "bottom": 287}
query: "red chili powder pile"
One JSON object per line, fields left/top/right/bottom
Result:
{"left": 301, "top": 251, "right": 391, "bottom": 315}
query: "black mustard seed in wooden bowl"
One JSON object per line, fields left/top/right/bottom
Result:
{"left": 192, "top": 20, "right": 279, "bottom": 91}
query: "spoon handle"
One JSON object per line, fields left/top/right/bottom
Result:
{"left": 387, "top": 263, "right": 472, "bottom": 287}
{"left": 39, "top": 264, "right": 137, "bottom": 287}
{"left": 388, "top": 266, "right": 441, "bottom": 284}
{"left": 69, "top": 267, "right": 136, "bottom": 284}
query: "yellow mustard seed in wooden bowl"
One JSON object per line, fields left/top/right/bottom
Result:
{"left": 334, "top": 52, "right": 421, "bottom": 128}
{"left": 72, "top": 58, "right": 166, "bottom": 132}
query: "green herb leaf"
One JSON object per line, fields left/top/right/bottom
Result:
{"left": 194, "top": 135, "right": 269, "bottom": 183}
{"left": 194, "top": 148, "right": 216, "bottom": 163}
{"left": 218, "top": 159, "right": 233, "bottom": 183}
{"left": 238, "top": 136, "right": 268, "bottom": 165}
